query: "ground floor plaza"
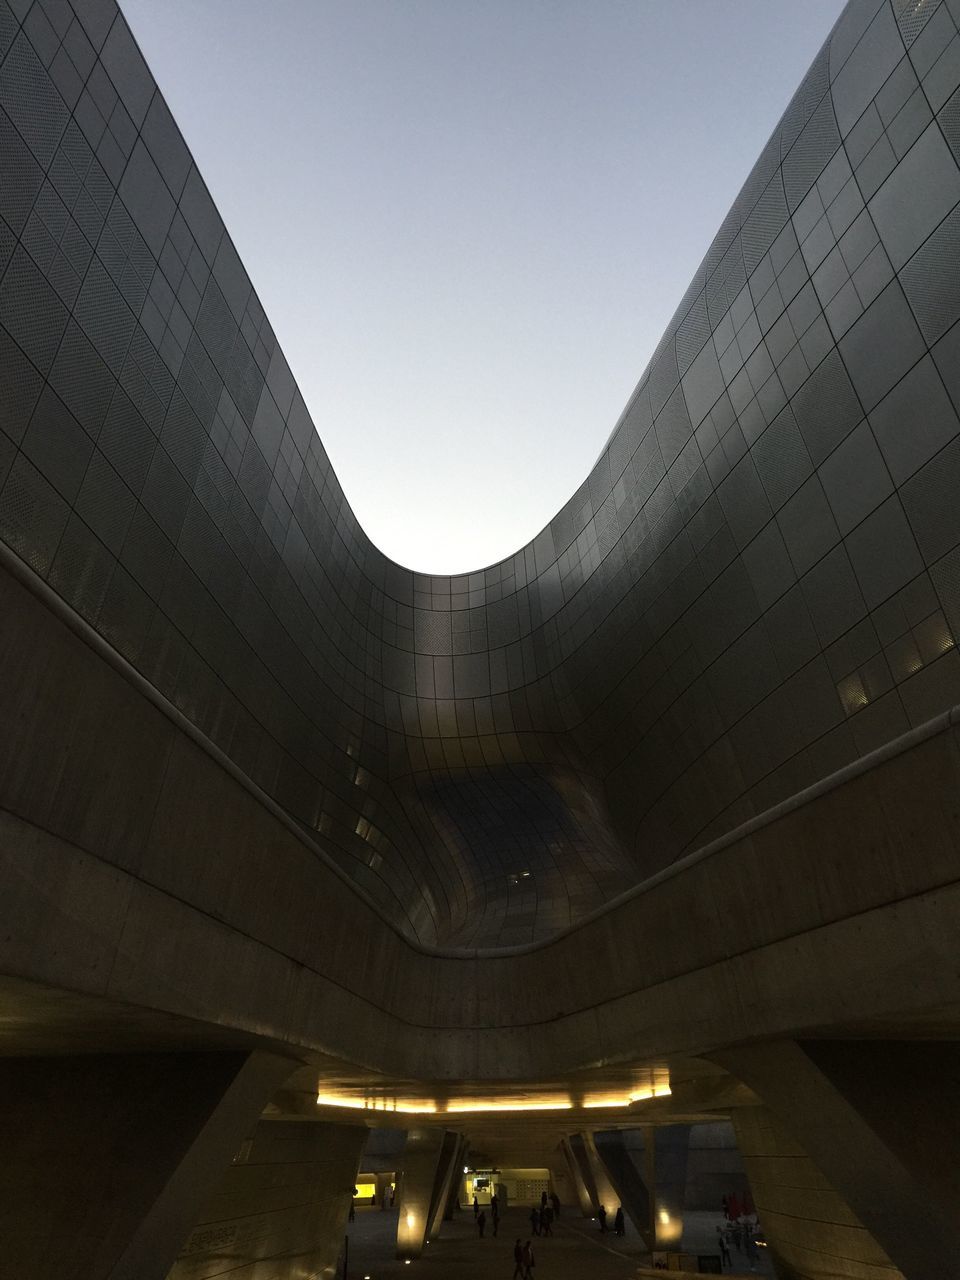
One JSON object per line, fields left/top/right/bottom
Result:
{"left": 340, "top": 1205, "right": 775, "bottom": 1280}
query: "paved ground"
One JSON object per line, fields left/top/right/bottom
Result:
{"left": 341, "top": 1206, "right": 776, "bottom": 1279}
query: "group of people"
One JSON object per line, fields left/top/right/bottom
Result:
{"left": 595, "top": 1203, "right": 626, "bottom": 1236}
{"left": 527, "top": 1189, "right": 561, "bottom": 1236}
{"left": 717, "top": 1195, "right": 763, "bottom": 1269}
{"left": 512, "top": 1237, "right": 536, "bottom": 1277}
{"left": 474, "top": 1192, "right": 501, "bottom": 1238}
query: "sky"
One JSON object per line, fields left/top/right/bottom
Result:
{"left": 121, "top": 0, "right": 847, "bottom": 574}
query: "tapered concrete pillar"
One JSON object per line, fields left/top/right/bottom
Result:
{"left": 728, "top": 1104, "right": 899, "bottom": 1280}
{"left": 568, "top": 1132, "right": 618, "bottom": 1223}
{"left": 426, "top": 1130, "right": 462, "bottom": 1239}
{"left": 167, "top": 1119, "right": 366, "bottom": 1280}
{"left": 442, "top": 1135, "right": 467, "bottom": 1221}
{"left": 547, "top": 1144, "right": 579, "bottom": 1218}
{"left": 560, "top": 1136, "right": 593, "bottom": 1216}
{"left": 593, "top": 1130, "right": 653, "bottom": 1246}
{"left": 395, "top": 1128, "right": 445, "bottom": 1259}
{"left": 647, "top": 1125, "right": 689, "bottom": 1249}
{"left": 716, "top": 1040, "right": 960, "bottom": 1280}
{"left": 0, "top": 1050, "right": 295, "bottom": 1280}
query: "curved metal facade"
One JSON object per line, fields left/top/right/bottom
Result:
{"left": 1, "top": 0, "right": 959, "bottom": 946}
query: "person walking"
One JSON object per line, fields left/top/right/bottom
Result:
{"left": 473, "top": 1194, "right": 479, "bottom": 1218}
{"left": 597, "top": 1203, "right": 607, "bottom": 1232}
{"left": 550, "top": 1191, "right": 560, "bottom": 1219}
{"left": 492, "top": 1200, "right": 500, "bottom": 1237}
{"left": 614, "top": 1206, "right": 625, "bottom": 1237}
{"left": 530, "top": 1206, "right": 540, "bottom": 1237}
{"left": 477, "top": 1209, "right": 486, "bottom": 1238}
{"left": 541, "top": 1205, "right": 553, "bottom": 1236}
{"left": 522, "top": 1239, "right": 535, "bottom": 1279}
{"left": 541, "top": 1190, "right": 548, "bottom": 1211}
{"left": 512, "top": 1238, "right": 524, "bottom": 1279}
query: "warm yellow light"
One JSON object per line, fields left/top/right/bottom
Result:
{"left": 316, "top": 1093, "right": 436, "bottom": 1114}
{"left": 629, "top": 1087, "right": 653, "bottom": 1101}
{"left": 583, "top": 1095, "right": 632, "bottom": 1108}
{"left": 653, "top": 1085, "right": 672, "bottom": 1097}
{"left": 317, "top": 1094, "right": 367, "bottom": 1110}
{"left": 659, "top": 1209, "right": 670, "bottom": 1225}
{"left": 406, "top": 1212, "right": 416, "bottom": 1230}
{"left": 446, "top": 1098, "right": 573, "bottom": 1113}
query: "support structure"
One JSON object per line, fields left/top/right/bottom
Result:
{"left": 426, "top": 1131, "right": 462, "bottom": 1240}
{"left": 717, "top": 1040, "right": 960, "bottom": 1280}
{"left": 560, "top": 1137, "right": 593, "bottom": 1217}
{"left": 0, "top": 1051, "right": 294, "bottom": 1280}
{"left": 168, "top": 1119, "right": 366, "bottom": 1280}
{"left": 395, "top": 1129, "right": 446, "bottom": 1260}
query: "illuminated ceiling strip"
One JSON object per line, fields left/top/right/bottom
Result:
{"left": 316, "top": 1094, "right": 437, "bottom": 1114}
{"left": 446, "top": 1100, "right": 573, "bottom": 1113}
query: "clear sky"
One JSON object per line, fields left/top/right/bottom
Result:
{"left": 122, "top": 0, "right": 847, "bottom": 574}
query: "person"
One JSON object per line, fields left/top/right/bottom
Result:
{"left": 550, "top": 1191, "right": 560, "bottom": 1218}
{"left": 522, "top": 1239, "right": 535, "bottom": 1279}
{"left": 541, "top": 1205, "right": 553, "bottom": 1236}
{"left": 541, "top": 1190, "right": 548, "bottom": 1211}
{"left": 530, "top": 1206, "right": 540, "bottom": 1236}
{"left": 716, "top": 1225, "right": 731, "bottom": 1268}
{"left": 614, "top": 1205, "right": 625, "bottom": 1237}
{"left": 597, "top": 1203, "right": 607, "bottom": 1232}
{"left": 473, "top": 1194, "right": 479, "bottom": 1218}
{"left": 477, "top": 1209, "right": 486, "bottom": 1238}
{"left": 512, "top": 1238, "right": 524, "bottom": 1279}
{"left": 492, "top": 1199, "right": 500, "bottom": 1237}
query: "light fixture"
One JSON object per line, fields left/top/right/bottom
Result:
{"left": 447, "top": 1098, "right": 572, "bottom": 1113}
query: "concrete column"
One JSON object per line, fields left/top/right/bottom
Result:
{"left": 442, "top": 1136, "right": 467, "bottom": 1220}
{"left": 593, "top": 1130, "right": 653, "bottom": 1247}
{"left": 571, "top": 1131, "right": 618, "bottom": 1226}
{"left": 649, "top": 1124, "right": 689, "bottom": 1249}
{"left": 728, "top": 1104, "right": 899, "bottom": 1280}
{"left": 547, "top": 1143, "right": 579, "bottom": 1218}
{"left": 395, "top": 1128, "right": 445, "bottom": 1259}
{"left": 426, "top": 1131, "right": 462, "bottom": 1239}
{"left": 560, "top": 1136, "right": 593, "bottom": 1216}
{"left": 0, "top": 1050, "right": 294, "bottom": 1280}
{"left": 167, "top": 1119, "right": 366, "bottom": 1280}
{"left": 565, "top": 1133, "right": 600, "bottom": 1214}
{"left": 717, "top": 1039, "right": 960, "bottom": 1280}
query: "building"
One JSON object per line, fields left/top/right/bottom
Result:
{"left": 0, "top": 0, "right": 958, "bottom": 1276}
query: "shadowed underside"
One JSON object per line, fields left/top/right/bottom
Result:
{"left": 2, "top": 0, "right": 960, "bottom": 949}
